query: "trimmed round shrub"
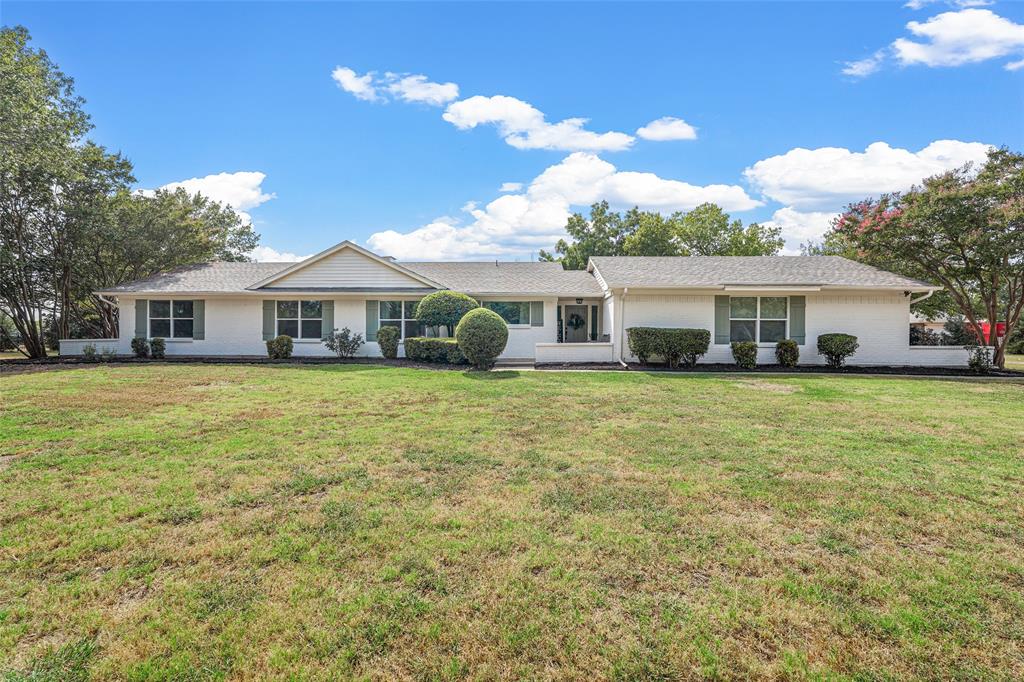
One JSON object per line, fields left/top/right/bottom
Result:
{"left": 816, "top": 333, "right": 858, "bottom": 368}
{"left": 266, "top": 334, "right": 293, "bottom": 359}
{"left": 775, "top": 339, "right": 799, "bottom": 367}
{"left": 150, "top": 337, "right": 166, "bottom": 359}
{"left": 131, "top": 337, "right": 150, "bottom": 358}
{"left": 415, "top": 291, "right": 479, "bottom": 335}
{"left": 404, "top": 337, "right": 467, "bottom": 364}
{"left": 730, "top": 341, "right": 757, "bottom": 369}
{"left": 455, "top": 308, "right": 508, "bottom": 370}
{"left": 376, "top": 325, "right": 400, "bottom": 359}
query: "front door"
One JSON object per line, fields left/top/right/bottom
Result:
{"left": 564, "top": 305, "right": 588, "bottom": 342}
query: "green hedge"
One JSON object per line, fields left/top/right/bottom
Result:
{"left": 626, "top": 327, "right": 710, "bottom": 368}
{"left": 376, "top": 326, "right": 400, "bottom": 359}
{"left": 266, "top": 334, "right": 293, "bottom": 359}
{"left": 816, "top": 333, "right": 858, "bottom": 368}
{"left": 404, "top": 337, "right": 466, "bottom": 365}
{"left": 775, "top": 339, "right": 799, "bottom": 367}
{"left": 455, "top": 308, "right": 508, "bottom": 370}
{"left": 730, "top": 341, "right": 757, "bottom": 369}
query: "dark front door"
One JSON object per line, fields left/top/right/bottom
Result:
{"left": 564, "top": 305, "right": 588, "bottom": 342}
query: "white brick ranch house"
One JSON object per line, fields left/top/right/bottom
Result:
{"left": 67, "top": 239, "right": 971, "bottom": 366}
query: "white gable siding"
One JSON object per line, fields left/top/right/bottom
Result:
{"left": 271, "top": 249, "right": 431, "bottom": 289}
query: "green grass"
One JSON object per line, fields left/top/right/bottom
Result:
{"left": 1006, "top": 353, "right": 1024, "bottom": 370}
{"left": 1, "top": 365, "right": 1023, "bottom": 680}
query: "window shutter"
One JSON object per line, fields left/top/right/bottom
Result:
{"left": 590, "top": 305, "right": 598, "bottom": 341}
{"left": 193, "top": 300, "right": 205, "bottom": 340}
{"left": 321, "top": 300, "right": 334, "bottom": 340}
{"left": 365, "top": 300, "right": 379, "bottom": 342}
{"left": 714, "top": 296, "right": 730, "bottom": 345}
{"left": 790, "top": 296, "right": 806, "bottom": 344}
{"left": 262, "top": 300, "right": 275, "bottom": 340}
{"left": 556, "top": 305, "right": 563, "bottom": 343}
{"left": 530, "top": 301, "right": 544, "bottom": 327}
{"left": 135, "top": 299, "right": 148, "bottom": 338}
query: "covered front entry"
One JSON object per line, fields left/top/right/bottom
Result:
{"left": 563, "top": 304, "right": 589, "bottom": 342}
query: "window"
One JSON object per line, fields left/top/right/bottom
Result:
{"left": 150, "top": 300, "right": 193, "bottom": 338}
{"left": 277, "top": 300, "right": 322, "bottom": 339}
{"left": 729, "top": 296, "right": 788, "bottom": 343}
{"left": 485, "top": 302, "right": 530, "bottom": 325}
{"left": 380, "top": 300, "right": 425, "bottom": 340}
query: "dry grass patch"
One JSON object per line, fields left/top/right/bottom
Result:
{"left": 1, "top": 364, "right": 1023, "bottom": 679}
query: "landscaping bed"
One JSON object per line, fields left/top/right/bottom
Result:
{"left": 536, "top": 361, "right": 1024, "bottom": 378}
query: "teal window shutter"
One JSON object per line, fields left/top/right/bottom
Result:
{"left": 135, "top": 299, "right": 148, "bottom": 338}
{"left": 789, "top": 296, "right": 806, "bottom": 344}
{"left": 193, "top": 300, "right": 205, "bottom": 340}
{"left": 714, "top": 296, "right": 730, "bottom": 345}
{"left": 556, "top": 305, "right": 563, "bottom": 343}
{"left": 262, "top": 300, "right": 275, "bottom": 340}
{"left": 365, "top": 300, "right": 379, "bottom": 341}
{"left": 590, "top": 305, "right": 598, "bottom": 341}
{"left": 530, "top": 301, "right": 544, "bottom": 327}
{"left": 321, "top": 300, "right": 334, "bottom": 340}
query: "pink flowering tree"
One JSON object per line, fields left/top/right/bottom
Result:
{"left": 829, "top": 148, "right": 1024, "bottom": 368}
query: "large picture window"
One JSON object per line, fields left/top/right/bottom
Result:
{"left": 150, "top": 300, "right": 193, "bottom": 338}
{"left": 729, "top": 296, "right": 788, "bottom": 343}
{"left": 277, "top": 300, "right": 322, "bottom": 339}
{"left": 484, "top": 302, "right": 530, "bottom": 326}
{"left": 380, "top": 301, "right": 425, "bottom": 339}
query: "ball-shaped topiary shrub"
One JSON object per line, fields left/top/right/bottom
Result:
{"left": 131, "top": 337, "right": 150, "bottom": 358}
{"left": 376, "top": 325, "right": 400, "bottom": 359}
{"left": 730, "top": 341, "right": 758, "bottom": 369}
{"left": 266, "top": 334, "right": 293, "bottom": 359}
{"left": 816, "top": 333, "right": 858, "bottom": 368}
{"left": 775, "top": 339, "right": 799, "bottom": 367}
{"left": 415, "top": 291, "right": 479, "bottom": 335}
{"left": 149, "top": 337, "right": 166, "bottom": 359}
{"left": 455, "top": 308, "right": 508, "bottom": 370}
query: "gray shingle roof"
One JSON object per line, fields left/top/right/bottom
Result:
{"left": 588, "top": 256, "right": 933, "bottom": 289}
{"left": 99, "top": 262, "right": 291, "bottom": 293}
{"left": 401, "top": 261, "right": 603, "bottom": 296}
{"left": 98, "top": 260, "right": 603, "bottom": 296}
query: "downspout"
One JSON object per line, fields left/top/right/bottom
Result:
{"left": 618, "top": 287, "right": 629, "bottom": 368}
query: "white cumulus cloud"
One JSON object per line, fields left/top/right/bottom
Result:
{"left": 442, "top": 95, "right": 635, "bottom": 152}
{"left": 384, "top": 73, "right": 459, "bottom": 106}
{"left": 499, "top": 182, "right": 523, "bottom": 192}
{"left": 763, "top": 207, "right": 840, "bottom": 244}
{"left": 744, "top": 140, "right": 992, "bottom": 210}
{"left": 842, "top": 50, "right": 888, "bottom": 77}
{"left": 249, "top": 246, "right": 312, "bottom": 262}
{"left": 331, "top": 66, "right": 379, "bottom": 101}
{"left": 367, "top": 152, "right": 761, "bottom": 260}
{"left": 636, "top": 117, "right": 698, "bottom": 141}
{"left": 145, "top": 171, "right": 275, "bottom": 225}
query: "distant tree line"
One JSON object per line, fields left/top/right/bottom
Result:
{"left": 0, "top": 27, "right": 257, "bottom": 358}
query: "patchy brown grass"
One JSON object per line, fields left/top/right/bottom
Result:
{"left": 1, "top": 364, "right": 1023, "bottom": 680}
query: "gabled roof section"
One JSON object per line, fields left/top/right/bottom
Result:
{"left": 247, "top": 240, "right": 444, "bottom": 290}
{"left": 588, "top": 256, "right": 935, "bottom": 290}
{"left": 97, "top": 262, "right": 292, "bottom": 294}
{"left": 401, "top": 261, "right": 603, "bottom": 296}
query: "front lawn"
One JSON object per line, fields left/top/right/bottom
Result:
{"left": 1, "top": 365, "right": 1022, "bottom": 679}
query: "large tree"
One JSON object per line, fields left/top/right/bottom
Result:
{"left": 540, "top": 201, "right": 783, "bottom": 269}
{"left": 831, "top": 148, "right": 1024, "bottom": 368}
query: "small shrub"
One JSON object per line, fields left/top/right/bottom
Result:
{"left": 150, "top": 337, "right": 166, "bottom": 359}
{"left": 376, "top": 325, "right": 400, "bottom": 359}
{"left": 323, "top": 327, "right": 364, "bottom": 358}
{"left": 266, "top": 334, "right": 293, "bottom": 359}
{"left": 415, "top": 291, "right": 479, "bottom": 335}
{"left": 81, "top": 343, "right": 97, "bottom": 361}
{"left": 817, "top": 333, "right": 859, "bottom": 368}
{"left": 1007, "top": 325, "right": 1024, "bottom": 355}
{"left": 626, "top": 327, "right": 710, "bottom": 368}
{"left": 131, "top": 337, "right": 150, "bottom": 358}
{"left": 967, "top": 345, "right": 993, "bottom": 374}
{"left": 730, "top": 341, "right": 758, "bottom": 369}
{"left": 455, "top": 308, "right": 508, "bottom": 370}
{"left": 775, "top": 339, "right": 799, "bottom": 367}
{"left": 943, "top": 315, "right": 979, "bottom": 346}
{"left": 405, "top": 337, "right": 467, "bottom": 364}
{"left": 100, "top": 348, "right": 117, "bottom": 362}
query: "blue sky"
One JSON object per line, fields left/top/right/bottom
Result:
{"left": 6, "top": 1, "right": 1024, "bottom": 260}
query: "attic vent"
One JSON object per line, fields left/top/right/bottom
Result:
{"left": 382, "top": 256, "right": 396, "bottom": 262}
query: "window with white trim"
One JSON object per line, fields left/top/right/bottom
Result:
{"left": 276, "top": 300, "right": 322, "bottom": 339}
{"left": 729, "top": 296, "right": 788, "bottom": 343}
{"left": 380, "top": 301, "right": 425, "bottom": 339}
{"left": 150, "top": 300, "right": 193, "bottom": 338}
{"left": 484, "top": 302, "right": 530, "bottom": 325}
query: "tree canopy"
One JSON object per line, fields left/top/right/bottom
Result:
{"left": 540, "top": 201, "right": 783, "bottom": 269}
{"left": 0, "top": 27, "right": 258, "bottom": 357}
{"left": 828, "top": 148, "right": 1024, "bottom": 368}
